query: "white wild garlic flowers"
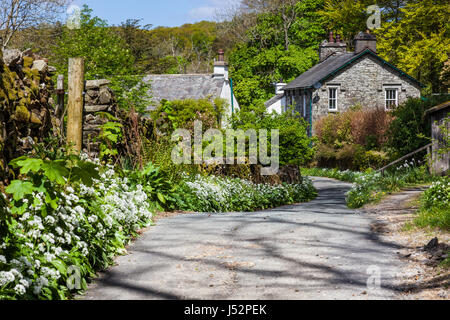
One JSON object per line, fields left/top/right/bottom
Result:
{"left": 0, "top": 163, "right": 153, "bottom": 299}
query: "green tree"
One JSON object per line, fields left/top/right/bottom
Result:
{"left": 232, "top": 106, "right": 315, "bottom": 166}
{"left": 52, "top": 5, "right": 135, "bottom": 79}
{"left": 319, "top": 0, "right": 449, "bottom": 92}
{"left": 229, "top": 0, "right": 325, "bottom": 108}
{"left": 112, "top": 19, "right": 153, "bottom": 73}
{"left": 376, "top": 0, "right": 450, "bottom": 93}
{"left": 386, "top": 95, "right": 450, "bottom": 158}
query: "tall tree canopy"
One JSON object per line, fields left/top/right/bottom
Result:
{"left": 229, "top": 0, "right": 326, "bottom": 108}
{"left": 376, "top": 0, "right": 450, "bottom": 93}
{"left": 52, "top": 5, "right": 135, "bottom": 79}
{"left": 319, "top": 0, "right": 450, "bottom": 92}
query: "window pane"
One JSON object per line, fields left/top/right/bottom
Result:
{"left": 385, "top": 89, "right": 398, "bottom": 109}
{"left": 329, "top": 88, "right": 337, "bottom": 110}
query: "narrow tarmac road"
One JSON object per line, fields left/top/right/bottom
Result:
{"left": 83, "top": 177, "right": 403, "bottom": 300}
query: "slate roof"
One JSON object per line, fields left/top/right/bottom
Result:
{"left": 284, "top": 53, "right": 355, "bottom": 90}
{"left": 143, "top": 74, "right": 225, "bottom": 109}
{"left": 264, "top": 93, "right": 284, "bottom": 107}
{"left": 283, "top": 49, "right": 423, "bottom": 90}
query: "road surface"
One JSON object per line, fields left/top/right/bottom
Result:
{"left": 83, "top": 177, "right": 402, "bottom": 300}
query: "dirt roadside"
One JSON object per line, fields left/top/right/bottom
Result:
{"left": 364, "top": 187, "right": 449, "bottom": 300}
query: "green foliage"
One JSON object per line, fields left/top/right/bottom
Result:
{"left": 109, "top": 75, "right": 153, "bottom": 115}
{"left": 96, "top": 115, "right": 124, "bottom": 162}
{"left": 230, "top": 44, "right": 318, "bottom": 108}
{"left": 319, "top": 0, "right": 373, "bottom": 43}
{"left": 413, "top": 177, "right": 450, "bottom": 231}
{"left": 232, "top": 106, "right": 315, "bottom": 166}
{"left": 375, "top": 0, "right": 450, "bottom": 92}
{"left": 127, "top": 162, "right": 178, "bottom": 212}
{"left": 301, "top": 167, "right": 364, "bottom": 183}
{"left": 345, "top": 164, "right": 435, "bottom": 209}
{"left": 420, "top": 177, "right": 450, "bottom": 210}
{"left": 112, "top": 19, "right": 154, "bottom": 73}
{"left": 176, "top": 174, "right": 317, "bottom": 213}
{"left": 151, "top": 98, "right": 225, "bottom": 134}
{"left": 303, "top": 164, "right": 437, "bottom": 209}
{"left": 52, "top": 5, "right": 135, "bottom": 79}
{"left": 0, "top": 158, "right": 152, "bottom": 300}
{"left": 6, "top": 156, "right": 99, "bottom": 214}
{"left": 229, "top": 0, "right": 325, "bottom": 108}
{"left": 142, "top": 137, "right": 201, "bottom": 184}
{"left": 386, "top": 96, "right": 450, "bottom": 159}
{"left": 319, "top": 0, "right": 449, "bottom": 91}
{"left": 143, "top": 21, "right": 219, "bottom": 74}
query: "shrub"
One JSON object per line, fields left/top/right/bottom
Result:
{"left": 142, "top": 136, "right": 201, "bottom": 183}
{"left": 386, "top": 95, "right": 450, "bottom": 159}
{"left": 314, "top": 107, "right": 392, "bottom": 170}
{"left": 151, "top": 98, "right": 225, "bottom": 134}
{"left": 232, "top": 106, "right": 315, "bottom": 166}
{"left": 126, "top": 162, "right": 179, "bottom": 212}
{"left": 315, "top": 107, "right": 392, "bottom": 150}
{"left": 421, "top": 177, "right": 450, "bottom": 210}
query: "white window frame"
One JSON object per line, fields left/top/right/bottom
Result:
{"left": 385, "top": 88, "right": 399, "bottom": 110}
{"left": 328, "top": 87, "right": 338, "bottom": 111}
{"left": 303, "top": 94, "right": 306, "bottom": 117}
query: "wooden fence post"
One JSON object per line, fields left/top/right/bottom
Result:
{"left": 66, "top": 58, "right": 84, "bottom": 153}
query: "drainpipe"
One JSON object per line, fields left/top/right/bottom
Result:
{"left": 230, "top": 78, "right": 235, "bottom": 114}
{"left": 309, "top": 91, "right": 313, "bottom": 137}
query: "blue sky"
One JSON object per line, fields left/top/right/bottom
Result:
{"left": 69, "top": 0, "right": 239, "bottom": 27}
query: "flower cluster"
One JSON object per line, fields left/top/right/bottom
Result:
{"left": 302, "top": 164, "right": 436, "bottom": 209}
{"left": 179, "top": 174, "right": 317, "bottom": 213}
{"left": 421, "top": 177, "right": 450, "bottom": 209}
{"left": 0, "top": 165, "right": 153, "bottom": 300}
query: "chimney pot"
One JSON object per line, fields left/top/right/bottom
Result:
{"left": 329, "top": 31, "right": 334, "bottom": 43}
{"left": 320, "top": 32, "right": 347, "bottom": 62}
{"left": 218, "top": 49, "right": 224, "bottom": 62}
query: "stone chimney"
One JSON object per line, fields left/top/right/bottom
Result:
{"left": 354, "top": 30, "right": 377, "bottom": 54}
{"left": 319, "top": 31, "right": 347, "bottom": 62}
{"left": 214, "top": 49, "right": 228, "bottom": 79}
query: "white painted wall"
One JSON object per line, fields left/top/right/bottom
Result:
{"left": 267, "top": 96, "right": 286, "bottom": 114}
{"left": 220, "top": 80, "right": 240, "bottom": 127}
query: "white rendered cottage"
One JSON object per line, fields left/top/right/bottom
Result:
{"left": 143, "top": 50, "right": 239, "bottom": 125}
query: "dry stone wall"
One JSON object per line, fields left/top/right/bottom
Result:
{"left": 82, "top": 79, "right": 117, "bottom": 158}
{"left": 0, "top": 48, "right": 57, "bottom": 182}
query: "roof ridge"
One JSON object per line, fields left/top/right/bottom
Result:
{"left": 284, "top": 49, "right": 422, "bottom": 90}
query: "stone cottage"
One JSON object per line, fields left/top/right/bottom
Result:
{"left": 265, "top": 31, "right": 423, "bottom": 135}
{"left": 142, "top": 50, "right": 239, "bottom": 124}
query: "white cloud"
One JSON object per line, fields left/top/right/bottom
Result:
{"left": 189, "top": 6, "right": 216, "bottom": 20}
{"left": 188, "top": 0, "right": 240, "bottom": 22}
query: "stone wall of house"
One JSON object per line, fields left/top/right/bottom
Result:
{"left": 312, "top": 54, "right": 421, "bottom": 124}
{"left": 82, "top": 79, "right": 117, "bottom": 158}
